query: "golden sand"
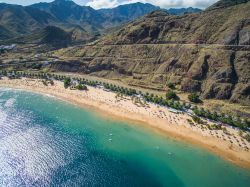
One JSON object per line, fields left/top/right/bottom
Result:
{"left": 0, "top": 77, "right": 250, "bottom": 169}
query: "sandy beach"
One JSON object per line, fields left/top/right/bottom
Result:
{"left": 0, "top": 77, "right": 250, "bottom": 169}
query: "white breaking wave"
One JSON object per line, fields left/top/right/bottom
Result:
{"left": 0, "top": 88, "right": 12, "bottom": 92}
{"left": 43, "top": 94, "right": 55, "bottom": 98}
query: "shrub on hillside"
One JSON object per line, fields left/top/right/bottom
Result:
{"left": 167, "top": 82, "right": 175, "bottom": 89}
{"left": 166, "top": 90, "right": 179, "bottom": 100}
{"left": 188, "top": 93, "right": 201, "bottom": 103}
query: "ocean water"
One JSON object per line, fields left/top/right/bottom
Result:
{"left": 0, "top": 88, "right": 250, "bottom": 187}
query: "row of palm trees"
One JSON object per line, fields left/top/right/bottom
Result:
{"left": 0, "top": 70, "right": 249, "bottom": 131}
{"left": 143, "top": 93, "right": 185, "bottom": 110}
{"left": 193, "top": 107, "right": 249, "bottom": 130}
{"left": 103, "top": 83, "right": 137, "bottom": 96}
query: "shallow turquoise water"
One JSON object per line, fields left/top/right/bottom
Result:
{"left": 0, "top": 88, "right": 250, "bottom": 187}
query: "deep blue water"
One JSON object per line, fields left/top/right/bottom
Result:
{"left": 0, "top": 88, "right": 250, "bottom": 187}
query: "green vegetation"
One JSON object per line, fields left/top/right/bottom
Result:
{"left": 208, "top": 124, "right": 222, "bottom": 130}
{"left": 143, "top": 92, "right": 183, "bottom": 110}
{"left": 76, "top": 84, "right": 87, "bottom": 90}
{"left": 166, "top": 90, "right": 179, "bottom": 100}
{"left": 103, "top": 83, "right": 136, "bottom": 96}
{"left": 193, "top": 107, "right": 249, "bottom": 130}
{"left": 167, "top": 83, "right": 175, "bottom": 89}
{"left": 192, "top": 115, "right": 203, "bottom": 124}
{"left": 188, "top": 93, "right": 201, "bottom": 103}
{"left": 64, "top": 77, "right": 71, "bottom": 88}
{"left": 31, "top": 63, "right": 42, "bottom": 70}
{"left": 1, "top": 70, "right": 7, "bottom": 76}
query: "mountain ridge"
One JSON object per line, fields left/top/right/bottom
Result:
{"left": 98, "top": 1, "right": 250, "bottom": 45}
{"left": 0, "top": 0, "right": 201, "bottom": 43}
{"left": 206, "top": 0, "right": 250, "bottom": 10}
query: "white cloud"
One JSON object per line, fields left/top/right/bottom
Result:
{"left": 86, "top": 0, "right": 119, "bottom": 9}
{"left": 123, "top": 0, "right": 218, "bottom": 8}
{"left": 86, "top": 0, "right": 218, "bottom": 9}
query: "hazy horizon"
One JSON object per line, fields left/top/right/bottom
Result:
{"left": 0, "top": 0, "right": 218, "bottom": 9}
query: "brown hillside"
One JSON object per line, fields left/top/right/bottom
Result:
{"left": 99, "top": 1, "right": 250, "bottom": 45}
{"left": 53, "top": 1, "right": 250, "bottom": 105}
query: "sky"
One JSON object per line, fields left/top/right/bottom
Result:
{"left": 0, "top": 0, "right": 219, "bottom": 9}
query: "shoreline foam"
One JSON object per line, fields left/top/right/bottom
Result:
{"left": 0, "top": 77, "right": 250, "bottom": 169}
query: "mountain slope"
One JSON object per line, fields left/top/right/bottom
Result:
{"left": 0, "top": 0, "right": 203, "bottom": 43}
{"left": 99, "top": 1, "right": 250, "bottom": 45}
{"left": 0, "top": 25, "right": 13, "bottom": 40}
{"left": 168, "top": 7, "right": 201, "bottom": 15}
{"left": 4, "top": 26, "right": 72, "bottom": 49}
{"left": 0, "top": 3, "right": 56, "bottom": 36}
{"left": 207, "top": 0, "right": 249, "bottom": 10}
{"left": 54, "top": 1, "right": 250, "bottom": 105}
{"left": 26, "top": 26, "right": 71, "bottom": 44}
{"left": 30, "top": 0, "right": 164, "bottom": 33}
{"left": 30, "top": 0, "right": 105, "bottom": 33}
{"left": 98, "top": 2, "right": 160, "bottom": 26}
{"left": 0, "top": 0, "right": 163, "bottom": 41}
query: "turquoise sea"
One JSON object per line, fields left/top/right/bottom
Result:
{"left": 0, "top": 88, "right": 250, "bottom": 187}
